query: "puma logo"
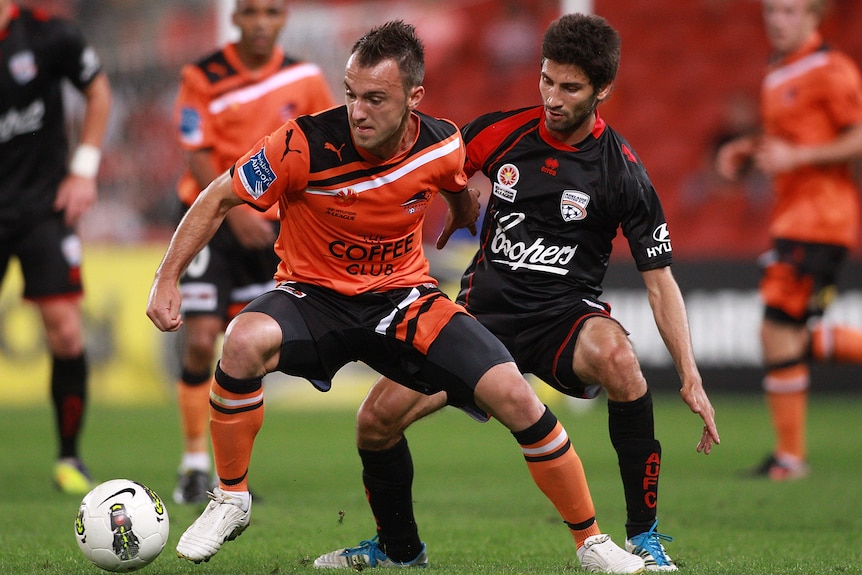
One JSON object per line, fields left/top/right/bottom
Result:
{"left": 324, "top": 141, "right": 345, "bottom": 162}
{"left": 281, "top": 129, "right": 301, "bottom": 160}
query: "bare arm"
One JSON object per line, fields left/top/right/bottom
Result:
{"left": 54, "top": 72, "right": 112, "bottom": 226}
{"left": 147, "top": 171, "right": 243, "bottom": 332}
{"left": 642, "top": 266, "right": 720, "bottom": 453}
{"left": 187, "top": 148, "right": 276, "bottom": 249}
{"left": 756, "top": 123, "right": 862, "bottom": 174}
{"left": 435, "top": 187, "right": 480, "bottom": 249}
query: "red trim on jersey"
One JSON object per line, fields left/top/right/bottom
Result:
{"left": 538, "top": 110, "right": 606, "bottom": 152}
{"left": 0, "top": 4, "right": 20, "bottom": 38}
{"left": 465, "top": 108, "right": 540, "bottom": 177}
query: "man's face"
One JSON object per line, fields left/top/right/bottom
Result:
{"left": 233, "top": 0, "right": 287, "bottom": 59}
{"left": 539, "top": 59, "right": 606, "bottom": 142}
{"left": 0, "top": 0, "right": 12, "bottom": 31}
{"left": 762, "top": 0, "right": 818, "bottom": 56}
{"left": 344, "top": 55, "right": 423, "bottom": 158}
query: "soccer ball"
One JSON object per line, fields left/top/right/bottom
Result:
{"left": 74, "top": 479, "right": 170, "bottom": 572}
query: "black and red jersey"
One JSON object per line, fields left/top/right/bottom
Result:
{"left": 0, "top": 4, "right": 102, "bottom": 222}
{"left": 458, "top": 106, "right": 672, "bottom": 314}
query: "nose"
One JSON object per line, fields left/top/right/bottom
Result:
{"left": 349, "top": 98, "right": 368, "bottom": 121}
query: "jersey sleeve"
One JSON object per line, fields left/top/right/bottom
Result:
{"left": 175, "top": 65, "right": 212, "bottom": 151}
{"left": 823, "top": 53, "right": 862, "bottom": 128}
{"left": 462, "top": 112, "right": 502, "bottom": 179}
{"left": 442, "top": 126, "right": 468, "bottom": 192}
{"left": 50, "top": 18, "right": 102, "bottom": 90}
{"left": 231, "top": 121, "right": 310, "bottom": 211}
{"left": 617, "top": 164, "right": 673, "bottom": 271}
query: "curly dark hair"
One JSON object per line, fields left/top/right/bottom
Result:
{"left": 542, "top": 13, "right": 620, "bottom": 91}
{"left": 350, "top": 20, "right": 425, "bottom": 90}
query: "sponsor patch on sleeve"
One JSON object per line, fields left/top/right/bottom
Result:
{"left": 179, "top": 107, "right": 202, "bottom": 146}
{"left": 238, "top": 149, "right": 277, "bottom": 200}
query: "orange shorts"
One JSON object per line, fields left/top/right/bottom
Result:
{"left": 759, "top": 239, "right": 846, "bottom": 324}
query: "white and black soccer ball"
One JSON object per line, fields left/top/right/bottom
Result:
{"left": 74, "top": 479, "right": 169, "bottom": 572}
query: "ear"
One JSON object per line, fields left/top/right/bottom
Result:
{"left": 407, "top": 85, "right": 425, "bottom": 110}
{"left": 596, "top": 82, "right": 614, "bottom": 103}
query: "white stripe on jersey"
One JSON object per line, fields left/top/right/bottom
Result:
{"left": 305, "top": 137, "right": 462, "bottom": 196}
{"left": 209, "top": 62, "right": 324, "bottom": 115}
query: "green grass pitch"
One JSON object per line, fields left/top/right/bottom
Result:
{"left": 1, "top": 392, "right": 861, "bottom": 574}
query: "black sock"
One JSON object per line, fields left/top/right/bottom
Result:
{"left": 608, "top": 390, "right": 661, "bottom": 538}
{"left": 51, "top": 354, "right": 88, "bottom": 459}
{"left": 360, "top": 437, "right": 422, "bottom": 562}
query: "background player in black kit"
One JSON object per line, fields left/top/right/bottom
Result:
{"left": 0, "top": 0, "right": 111, "bottom": 493}
{"left": 315, "top": 13, "right": 719, "bottom": 573}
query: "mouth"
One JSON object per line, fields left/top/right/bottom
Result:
{"left": 545, "top": 108, "right": 566, "bottom": 122}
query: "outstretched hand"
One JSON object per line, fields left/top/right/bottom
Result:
{"left": 680, "top": 381, "right": 720, "bottom": 454}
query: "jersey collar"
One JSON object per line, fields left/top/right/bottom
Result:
{"left": 538, "top": 109, "right": 607, "bottom": 151}
{"left": 770, "top": 31, "right": 824, "bottom": 67}
{"left": 225, "top": 42, "right": 286, "bottom": 80}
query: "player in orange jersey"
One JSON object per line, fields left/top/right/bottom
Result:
{"left": 148, "top": 20, "right": 645, "bottom": 573}
{"left": 717, "top": 0, "right": 862, "bottom": 480}
{"left": 171, "top": 0, "right": 334, "bottom": 504}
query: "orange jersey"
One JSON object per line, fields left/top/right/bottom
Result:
{"left": 761, "top": 33, "right": 862, "bottom": 247}
{"left": 175, "top": 43, "right": 334, "bottom": 213}
{"left": 231, "top": 106, "right": 468, "bottom": 295}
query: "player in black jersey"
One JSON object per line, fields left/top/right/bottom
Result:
{"left": 315, "top": 13, "right": 720, "bottom": 573}
{"left": 0, "top": 1, "right": 111, "bottom": 493}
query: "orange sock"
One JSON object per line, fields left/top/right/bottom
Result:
{"left": 516, "top": 411, "right": 600, "bottom": 548}
{"left": 763, "top": 364, "right": 808, "bottom": 461}
{"left": 811, "top": 324, "right": 862, "bottom": 363}
{"left": 177, "top": 377, "right": 212, "bottom": 453}
{"left": 209, "top": 369, "right": 264, "bottom": 492}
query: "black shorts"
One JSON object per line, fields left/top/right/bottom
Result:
{"left": 0, "top": 213, "right": 83, "bottom": 300}
{"left": 179, "top": 220, "right": 280, "bottom": 320}
{"left": 467, "top": 295, "right": 619, "bottom": 399}
{"left": 759, "top": 239, "right": 847, "bottom": 324}
{"left": 240, "top": 282, "right": 513, "bottom": 413}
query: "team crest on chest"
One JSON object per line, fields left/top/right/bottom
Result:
{"left": 560, "top": 190, "right": 590, "bottom": 222}
{"left": 493, "top": 163, "right": 520, "bottom": 203}
{"left": 9, "top": 51, "right": 37, "bottom": 84}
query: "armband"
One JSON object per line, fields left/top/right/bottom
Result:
{"left": 69, "top": 144, "right": 102, "bottom": 179}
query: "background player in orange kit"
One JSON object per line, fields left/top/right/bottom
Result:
{"left": 717, "top": 0, "right": 862, "bottom": 480}
{"left": 171, "top": 0, "right": 334, "bottom": 503}
{"left": 0, "top": 0, "right": 111, "bottom": 494}
{"left": 148, "top": 20, "right": 646, "bottom": 574}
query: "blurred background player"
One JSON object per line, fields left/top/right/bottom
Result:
{"left": 0, "top": 0, "right": 111, "bottom": 493}
{"left": 171, "top": 0, "right": 334, "bottom": 504}
{"left": 716, "top": 0, "right": 862, "bottom": 480}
